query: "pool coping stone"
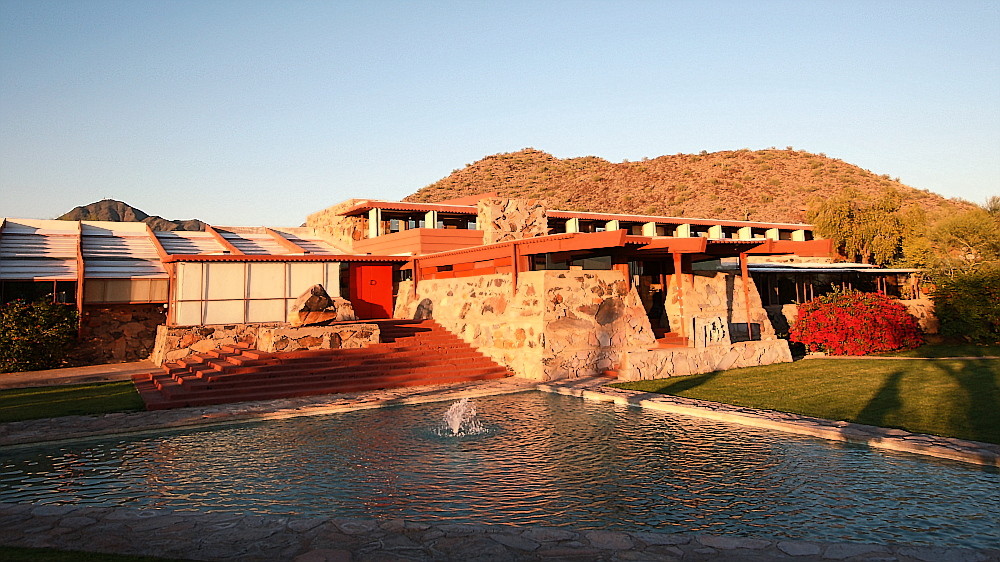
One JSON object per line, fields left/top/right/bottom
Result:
{"left": 538, "top": 377, "right": 1000, "bottom": 468}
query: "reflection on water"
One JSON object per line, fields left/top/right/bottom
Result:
{"left": 1, "top": 392, "right": 998, "bottom": 548}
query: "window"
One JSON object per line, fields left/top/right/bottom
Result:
{"left": 0, "top": 280, "right": 77, "bottom": 305}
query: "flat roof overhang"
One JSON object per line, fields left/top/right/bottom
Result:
{"left": 339, "top": 200, "right": 479, "bottom": 217}
{"left": 410, "top": 230, "right": 628, "bottom": 268}
{"left": 161, "top": 254, "right": 409, "bottom": 264}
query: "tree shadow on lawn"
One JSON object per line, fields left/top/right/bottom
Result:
{"left": 643, "top": 371, "right": 722, "bottom": 394}
{"left": 854, "top": 359, "right": 1000, "bottom": 444}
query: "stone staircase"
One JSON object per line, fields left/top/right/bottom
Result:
{"left": 133, "top": 320, "right": 511, "bottom": 410}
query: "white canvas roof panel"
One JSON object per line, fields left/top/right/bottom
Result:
{"left": 218, "top": 230, "right": 288, "bottom": 255}
{"left": 155, "top": 231, "right": 226, "bottom": 255}
{"left": 0, "top": 219, "right": 79, "bottom": 279}
{"left": 80, "top": 223, "right": 166, "bottom": 278}
{"left": 272, "top": 228, "right": 349, "bottom": 254}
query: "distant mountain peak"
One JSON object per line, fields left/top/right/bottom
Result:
{"left": 57, "top": 199, "right": 205, "bottom": 231}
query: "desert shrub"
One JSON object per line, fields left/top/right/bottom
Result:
{"left": 789, "top": 290, "right": 922, "bottom": 355}
{"left": 933, "top": 264, "right": 1000, "bottom": 344}
{"left": 0, "top": 300, "right": 79, "bottom": 373}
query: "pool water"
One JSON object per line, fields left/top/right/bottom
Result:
{"left": 1, "top": 392, "right": 998, "bottom": 548}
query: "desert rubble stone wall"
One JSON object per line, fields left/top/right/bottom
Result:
{"left": 150, "top": 322, "right": 378, "bottom": 366}
{"left": 305, "top": 199, "right": 367, "bottom": 252}
{"left": 256, "top": 324, "right": 378, "bottom": 353}
{"left": 395, "top": 274, "right": 547, "bottom": 379}
{"left": 397, "top": 268, "right": 792, "bottom": 381}
{"left": 620, "top": 341, "right": 792, "bottom": 382}
{"left": 666, "top": 270, "right": 778, "bottom": 346}
{"left": 397, "top": 270, "right": 656, "bottom": 381}
{"left": 79, "top": 304, "right": 166, "bottom": 363}
{"left": 476, "top": 198, "right": 548, "bottom": 244}
{"left": 541, "top": 270, "right": 657, "bottom": 380}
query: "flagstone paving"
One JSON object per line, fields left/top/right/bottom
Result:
{"left": 1, "top": 503, "right": 997, "bottom": 561}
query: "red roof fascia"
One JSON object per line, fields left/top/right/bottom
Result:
{"left": 634, "top": 237, "right": 708, "bottom": 253}
{"left": 338, "top": 200, "right": 478, "bottom": 216}
{"left": 744, "top": 239, "right": 834, "bottom": 257}
{"left": 161, "top": 254, "right": 408, "bottom": 264}
{"left": 414, "top": 230, "right": 628, "bottom": 268}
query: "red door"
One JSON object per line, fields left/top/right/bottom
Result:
{"left": 348, "top": 264, "right": 394, "bottom": 319}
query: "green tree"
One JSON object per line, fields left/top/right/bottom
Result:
{"left": 928, "top": 207, "right": 1000, "bottom": 276}
{"left": 933, "top": 262, "right": 1000, "bottom": 344}
{"left": 807, "top": 187, "right": 904, "bottom": 266}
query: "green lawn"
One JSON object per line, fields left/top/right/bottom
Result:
{"left": 0, "top": 381, "right": 145, "bottom": 424}
{"left": 879, "top": 341, "right": 1000, "bottom": 358}
{"left": 611, "top": 357, "right": 1000, "bottom": 444}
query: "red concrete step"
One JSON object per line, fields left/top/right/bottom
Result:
{"left": 168, "top": 355, "right": 503, "bottom": 387}
{"left": 134, "top": 320, "right": 512, "bottom": 410}
{"left": 153, "top": 366, "right": 510, "bottom": 401}
{"left": 142, "top": 369, "right": 510, "bottom": 410}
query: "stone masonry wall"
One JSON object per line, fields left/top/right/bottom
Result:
{"left": 395, "top": 274, "right": 547, "bottom": 379}
{"left": 476, "top": 198, "right": 548, "bottom": 244}
{"left": 305, "top": 199, "right": 367, "bottom": 252}
{"left": 256, "top": 324, "right": 378, "bottom": 353}
{"left": 665, "top": 270, "right": 777, "bottom": 345}
{"left": 541, "top": 270, "right": 656, "bottom": 380}
{"left": 397, "top": 270, "right": 656, "bottom": 381}
{"left": 150, "top": 323, "right": 378, "bottom": 366}
{"left": 78, "top": 304, "right": 166, "bottom": 363}
{"left": 621, "top": 341, "right": 792, "bottom": 382}
{"left": 397, "top": 268, "right": 791, "bottom": 382}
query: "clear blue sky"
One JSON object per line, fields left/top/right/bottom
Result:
{"left": 2, "top": 0, "right": 997, "bottom": 226}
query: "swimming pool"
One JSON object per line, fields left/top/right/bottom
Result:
{"left": 1, "top": 391, "right": 997, "bottom": 548}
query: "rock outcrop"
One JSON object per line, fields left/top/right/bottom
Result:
{"left": 287, "top": 284, "right": 356, "bottom": 326}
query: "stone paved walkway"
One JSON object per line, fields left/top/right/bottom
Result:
{"left": 1, "top": 503, "right": 997, "bottom": 561}
{"left": 2, "top": 373, "right": 999, "bottom": 560}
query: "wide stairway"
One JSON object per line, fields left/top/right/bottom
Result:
{"left": 133, "top": 320, "right": 511, "bottom": 410}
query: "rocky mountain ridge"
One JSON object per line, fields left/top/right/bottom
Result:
{"left": 405, "top": 148, "right": 973, "bottom": 223}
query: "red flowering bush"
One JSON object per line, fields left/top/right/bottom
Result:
{"left": 789, "top": 290, "right": 922, "bottom": 355}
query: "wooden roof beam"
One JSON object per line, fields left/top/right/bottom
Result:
{"left": 204, "top": 225, "right": 245, "bottom": 255}
{"left": 265, "top": 227, "right": 310, "bottom": 254}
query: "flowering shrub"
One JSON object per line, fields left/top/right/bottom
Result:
{"left": 0, "top": 299, "right": 78, "bottom": 373}
{"left": 789, "top": 290, "right": 922, "bottom": 355}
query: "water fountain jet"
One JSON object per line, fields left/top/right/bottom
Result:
{"left": 441, "top": 397, "right": 486, "bottom": 436}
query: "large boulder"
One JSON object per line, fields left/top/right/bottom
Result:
{"left": 288, "top": 284, "right": 356, "bottom": 326}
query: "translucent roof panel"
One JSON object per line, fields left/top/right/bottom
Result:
{"left": 271, "top": 228, "right": 350, "bottom": 254}
{"left": 155, "top": 231, "right": 226, "bottom": 255}
{"left": 217, "top": 230, "right": 288, "bottom": 255}
{"left": 0, "top": 219, "right": 79, "bottom": 279}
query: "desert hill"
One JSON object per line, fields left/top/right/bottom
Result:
{"left": 405, "top": 148, "right": 972, "bottom": 223}
{"left": 58, "top": 199, "right": 205, "bottom": 231}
